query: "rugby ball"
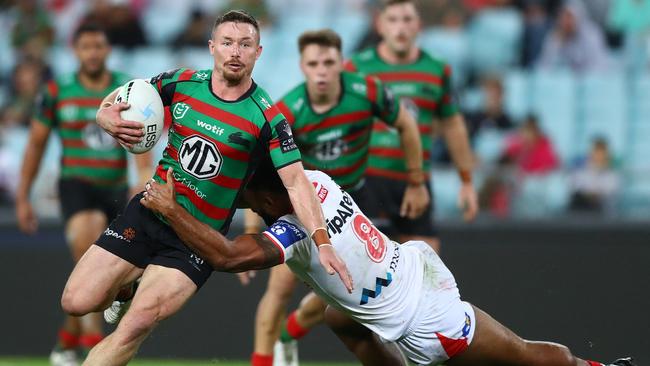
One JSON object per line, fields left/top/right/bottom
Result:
{"left": 115, "top": 79, "right": 164, "bottom": 154}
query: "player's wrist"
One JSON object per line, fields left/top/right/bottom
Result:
{"left": 458, "top": 169, "right": 473, "bottom": 184}
{"left": 311, "top": 227, "right": 331, "bottom": 248}
{"left": 406, "top": 169, "right": 425, "bottom": 186}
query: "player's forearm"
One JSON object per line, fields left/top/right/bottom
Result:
{"left": 164, "top": 205, "right": 237, "bottom": 269}
{"left": 100, "top": 88, "right": 120, "bottom": 110}
{"left": 396, "top": 106, "right": 423, "bottom": 172}
{"left": 163, "top": 206, "right": 281, "bottom": 271}
{"left": 288, "top": 173, "right": 327, "bottom": 240}
{"left": 17, "top": 123, "right": 48, "bottom": 201}
{"left": 133, "top": 151, "right": 154, "bottom": 188}
{"left": 442, "top": 114, "right": 474, "bottom": 173}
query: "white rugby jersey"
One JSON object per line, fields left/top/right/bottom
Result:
{"left": 262, "top": 170, "right": 425, "bottom": 341}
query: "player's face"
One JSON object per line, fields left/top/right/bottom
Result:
{"left": 74, "top": 32, "right": 110, "bottom": 78}
{"left": 300, "top": 45, "right": 343, "bottom": 95}
{"left": 210, "top": 22, "right": 262, "bottom": 85}
{"left": 377, "top": 3, "right": 421, "bottom": 56}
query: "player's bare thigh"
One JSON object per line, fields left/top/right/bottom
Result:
{"left": 83, "top": 264, "right": 197, "bottom": 365}
{"left": 447, "top": 305, "right": 580, "bottom": 366}
{"left": 65, "top": 209, "right": 108, "bottom": 261}
{"left": 266, "top": 263, "right": 298, "bottom": 299}
{"left": 62, "top": 244, "right": 143, "bottom": 316}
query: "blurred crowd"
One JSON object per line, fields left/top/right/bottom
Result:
{"left": 1, "top": 0, "right": 649, "bottom": 219}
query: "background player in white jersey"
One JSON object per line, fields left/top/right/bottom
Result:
{"left": 140, "top": 161, "right": 635, "bottom": 366}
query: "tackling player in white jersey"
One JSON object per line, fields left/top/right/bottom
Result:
{"left": 140, "top": 161, "right": 634, "bottom": 366}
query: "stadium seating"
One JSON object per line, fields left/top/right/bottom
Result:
{"left": 468, "top": 9, "right": 523, "bottom": 73}
{"left": 577, "top": 73, "right": 628, "bottom": 159}
{"left": 529, "top": 69, "right": 577, "bottom": 163}
{"left": 419, "top": 28, "right": 469, "bottom": 87}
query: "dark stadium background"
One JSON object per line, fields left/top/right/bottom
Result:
{"left": 1, "top": 0, "right": 649, "bottom": 365}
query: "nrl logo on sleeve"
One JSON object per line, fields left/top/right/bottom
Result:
{"left": 173, "top": 102, "right": 191, "bottom": 119}
{"left": 195, "top": 72, "right": 209, "bottom": 80}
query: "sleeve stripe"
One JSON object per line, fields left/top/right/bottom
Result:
{"left": 263, "top": 104, "right": 282, "bottom": 122}
{"left": 178, "top": 69, "right": 195, "bottom": 81}
{"left": 343, "top": 60, "right": 357, "bottom": 72}
{"left": 276, "top": 101, "right": 295, "bottom": 125}
{"left": 366, "top": 77, "right": 378, "bottom": 104}
{"left": 47, "top": 80, "right": 58, "bottom": 99}
{"left": 263, "top": 231, "right": 286, "bottom": 263}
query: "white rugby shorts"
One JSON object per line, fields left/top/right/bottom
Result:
{"left": 387, "top": 241, "right": 476, "bottom": 365}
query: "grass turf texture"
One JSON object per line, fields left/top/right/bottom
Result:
{"left": 0, "top": 358, "right": 360, "bottom": 366}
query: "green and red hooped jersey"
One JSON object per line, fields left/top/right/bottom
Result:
{"left": 345, "top": 48, "right": 459, "bottom": 180}
{"left": 275, "top": 71, "right": 399, "bottom": 191}
{"left": 150, "top": 68, "right": 301, "bottom": 232}
{"left": 34, "top": 71, "right": 131, "bottom": 186}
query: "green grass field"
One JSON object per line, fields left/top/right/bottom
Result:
{"left": 0, "top": 358, "right": 359, "bottom": 366}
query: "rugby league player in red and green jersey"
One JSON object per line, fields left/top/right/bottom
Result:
{"left": 16, "top": 23, "right": 152, "bottom": 364}
{"left": 58, "top": 11, "right": 352, "bottom": 366}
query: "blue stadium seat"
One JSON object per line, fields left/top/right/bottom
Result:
{"left": 468, "top": 9, "right": 523, "bottom": 73}
{"left": 140, "top": 1, "right": 191, "bottom": 45}
{"left": 419, "top": 28, "right": 469, "bottom": 86}
{"left": 431, "top": 168, "right": 460, "bottom": 219}
{"left": 513, "top": 172, "right": 569, "bottom": 217}
{"left": 503, "top": 70, "right": 530, "bottom": 122}
{"left": 577, "top": 73, "right": 628, "bottom": 158}
{"left": 530, "top": 70, "right": 577, "bottom": 163}
{"left": 474, "top": 128, "right": 507, "bottom": 164}
{"left": 331, "top": 13, "right": 369, "bottom": 55}
{"left": 49, "top": 46, "right": 78, "bottom": 75}
{"left": 128, "top": 47, "right": 177, "bottom": 79}
{"left": 175, "top": 47, "right": 213, "bottom": 71}
{"left": 625, "top": 74, "right": 650, "bottom": 168}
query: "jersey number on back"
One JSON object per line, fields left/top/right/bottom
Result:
{"left": 352, "top": 214, "right": 387, "bottom": 263}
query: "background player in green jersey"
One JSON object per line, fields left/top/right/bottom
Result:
{"left": 266, "top": 1, "right": 479, "bottom": 364}
{"left": 15, "top": 23, "right": 152, "bottom": 365}
{"left": 345, "top": 0, "right": 478, "bottom": 252}
{"left": 248, "top": 29, "right": 428, "bottom": 366}
{"left": 58, "top": 11, "right": 351, "bottom": 366}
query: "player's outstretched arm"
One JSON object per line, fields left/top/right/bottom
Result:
{"left": 15, "top": 120, "right": 51, "bottom": 234}
{"left": 140, "top": 168, "right": 284, "bottom": 272}
{"left": 277, "top": 163, "right": 353, "bottom": 293}
{"left": 394, "top": 103, "right": 430, "bottom": 219}
{"left": 440, "top": 113, "right": 478, "bottom": 221}
{"left": 95, "top": 88, "right": 145, "bottom": 149}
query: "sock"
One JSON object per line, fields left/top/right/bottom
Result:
{"left": 57, "top": 329, "right": 79, "bottom": 350}
{"left": 79, "top": 333, "right": 103, "bottom": 350}
{"left": 279, "top": 311, "right": 309, "bottom": 343}
{"left": 251, "top": 352, "right": 273, "bottom": 366}
{"left": 587, "top": 361, "right": 604, "bottom": 366}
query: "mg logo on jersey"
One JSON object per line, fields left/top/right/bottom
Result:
{"left": 179, "top": 135, "right": 222, "bottom": 180}
{"left": 173, "top": 102, "right": 191, "bottom": 119}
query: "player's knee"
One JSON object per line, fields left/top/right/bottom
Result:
{"left": 523, "top": 341, "right": 579, "bottom": 366}
{"left": 61, "top": 287, "right": 97, "bottom": 316}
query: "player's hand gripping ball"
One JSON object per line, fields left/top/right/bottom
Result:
{"left": 115, "top": 79, "right": 164, "bottom": 154}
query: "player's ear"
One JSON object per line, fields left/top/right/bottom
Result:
{"left": 208, "top": 39, "right": 215, "bottom": 55}
{"left": 256, "top": 44, "right": 263, "bottom": 60}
